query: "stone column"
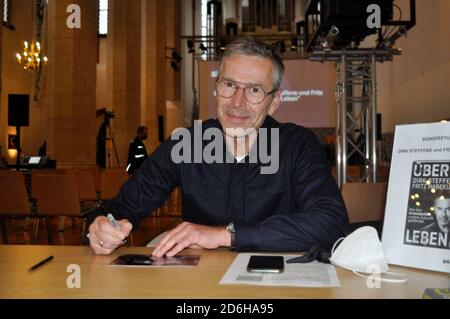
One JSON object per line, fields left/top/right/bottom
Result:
{"left": 46, "top": 0, "right": 97, "bottom": 167}
{"left": 141, "top": 0, "right": 167, "bottom": 152}
{"left": 107, "top": 0, "right": 141, "bottom": 167}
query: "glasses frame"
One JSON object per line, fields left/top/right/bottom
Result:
{"left": 215, "top": 79, "right": 278, "bottom": 104}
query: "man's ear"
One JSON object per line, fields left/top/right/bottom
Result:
{"left": 268, "top": 90, "right": 282, "bottom": 115}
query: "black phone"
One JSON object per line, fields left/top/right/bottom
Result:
{"left": 247, "top": 255, "right": 284, "bottom": 273}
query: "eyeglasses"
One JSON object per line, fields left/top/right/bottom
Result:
{"left": 215, "top": 79, "right": 278, "bottom": 104}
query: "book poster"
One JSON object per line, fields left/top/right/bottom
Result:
{"left": 404, "top": 161, "right": 449, "bottom": 250}
{"left": 382, "top": 122, "right": 450, "bottom": 273}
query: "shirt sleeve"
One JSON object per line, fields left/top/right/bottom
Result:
{"left": 234, "top": 130, "right": 349, "bottom": 252}
{"left": 85, "top": 139, "right": 180, "bottom": 230}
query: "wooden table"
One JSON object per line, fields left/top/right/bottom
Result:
{"left": 0, "top": 245, "right": 448, "bottom": 298}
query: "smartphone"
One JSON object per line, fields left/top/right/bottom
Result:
{"left": 247, "top": 255, "right": 284, "bottom": 273}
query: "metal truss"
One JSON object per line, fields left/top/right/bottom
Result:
{"left": 310, "top": 49, "right": 401, "bottom": 187}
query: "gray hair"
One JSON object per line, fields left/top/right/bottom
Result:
{"left": 219, "top": 37, "right": 285, "bottom": 90}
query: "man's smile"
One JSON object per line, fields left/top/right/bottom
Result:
{"left": 225, "top": 112, "right": 251, "bottom": 124}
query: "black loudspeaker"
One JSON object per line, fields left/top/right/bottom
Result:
{"left": 8, "top": 94, "right": 30, "bottom": 127}
{"left": 377, "top": 113, "right": 382, "bottom": 141}
{"left": 158, "top": 115, "right": 164, "bottom": 143}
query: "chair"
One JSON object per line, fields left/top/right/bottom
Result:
{"left": 98, "top": 169, "right": 136, "bottom": 245}
{"left": 87, "top": 166, "right": 101, "bottom": 195}
{"left": 31, "top": 169, "right": 68, "bottom": 232}
{"left": 341, "top": 182, "right": 388, "bottom": 237}
{"left": 0, "top": 172, "right": 32, "bottom": 244}
{"left": 30, "top": 169, "right": 65, "bottom": 200}
{"left": 65, "top": 169, "right": 98, "bottom": 202}
{"left": 100, "top": 169, "right": 129, "bottom": 200}
{"left": 0, "top": 170, "right": 35, "bottom": 233}
{"left": 65, "top": 169, "right": 100, "bottom": 235}
{"left": 34, "top": 174, "right": 83, "bottom": 244}
{"left": 0, "top": 169, "right": 21, "bottom": 175}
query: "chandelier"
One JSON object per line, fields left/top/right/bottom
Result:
{"left": 15, "top": 41, "right": 48, "bottom": 71}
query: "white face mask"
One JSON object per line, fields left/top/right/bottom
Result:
{"left": 330, "top": 226, "right": 407, "bottom": 283}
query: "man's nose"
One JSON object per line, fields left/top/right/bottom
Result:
{"left": 230, "top": 87, "right": 247, "bottom": 107}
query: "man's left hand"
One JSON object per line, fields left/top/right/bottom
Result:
{"left": 152, "top": 222, "right": 231, "bottom": 257}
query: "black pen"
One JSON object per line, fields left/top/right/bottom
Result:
{"left": 28, "top": 255, "right": 54, "bottom": 272}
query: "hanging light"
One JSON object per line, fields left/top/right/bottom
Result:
{"left": 16, "top": 40, "right": 48, "bottom": 71}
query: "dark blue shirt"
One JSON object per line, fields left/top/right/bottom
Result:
{"left": 88, "top": 116, "right": 348, "bottom": 252}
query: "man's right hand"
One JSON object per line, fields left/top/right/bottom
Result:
{"left": 88, "top": 216, "right": 133, "bottom": 255}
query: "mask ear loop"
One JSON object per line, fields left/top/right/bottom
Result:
{"left": 329, "top": 236, "right": 407, "bottom": 283}
{"left": 331, "top": 237, "right": 345, "bottom": 255}
{"left": 328, "top": 237, "right": 345, "bottom": 265}
{"left": 352, "top": 270, "right": 408, "bottom": 283}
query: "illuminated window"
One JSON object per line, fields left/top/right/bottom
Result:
{"left": 3, "top": 0, "right": 10, "bottom": 24}
{"left": 201, "top": 0, "right": 207, "bottom": 38}
{"left": 99, "top": 0, "right": 108, "bottom": 35}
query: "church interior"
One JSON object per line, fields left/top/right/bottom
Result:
{"left": 0, "top": 0, "right": 449, "bottom": 246}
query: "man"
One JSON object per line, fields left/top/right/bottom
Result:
{"left": 87, "top": 37, "right": 348, "bottom": 256}
{"left": 38, "top": 141, "right": 47, "bottom": 156}
{"left": 424, "top": 197, "right": 450, "bottom": 234}
{"left": 126, "top": 126, "right": 148, "bottom": 175}
{"left": 420, "top": 196, "right": 450, "bottom": 249}
{"left": 435, "top": 197, "right": 450, "bottom": 233}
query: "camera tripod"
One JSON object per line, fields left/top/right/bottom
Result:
{"left": 105, "top": 120, "right": 120, "bottom": 168}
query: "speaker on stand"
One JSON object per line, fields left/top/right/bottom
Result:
{"left": 8, "top": 94, "right": 30, "bottom": 170}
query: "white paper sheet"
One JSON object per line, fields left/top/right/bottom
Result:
{"left": 219, "top": 253, "right": 340, "bottom": 287}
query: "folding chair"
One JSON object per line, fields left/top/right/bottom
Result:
{"left": 341, "top": 182, "right": 388, "bottom": 237}
{"left": 100, "top": 169, "right": 129, "bottom": 200}
{"left": 34, "top": 174, "right": 83, "bottom": 244}
{"left": 0, "top": 172, "right": 32, "bottom": 244}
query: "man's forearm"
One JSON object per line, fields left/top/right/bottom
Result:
{"left": 233, "top": 203, "right": 347, "bottom": 252}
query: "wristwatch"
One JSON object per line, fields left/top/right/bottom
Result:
{"left": 226, "top": 222, "right": 235, "bottom": 250}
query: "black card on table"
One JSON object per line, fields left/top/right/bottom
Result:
{"left": 109, "top": 254, "right": 200, "bottom": 267}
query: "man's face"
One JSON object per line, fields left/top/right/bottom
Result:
{"left": 435, "top": 198, "right": 450, "bottom": 233}
{"left": 216, "top": 54, "right": 281, "bottom": 137}
{"left": 140, "top": 129, "right": 148, "bottom": 141}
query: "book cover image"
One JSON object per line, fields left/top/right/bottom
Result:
{"left": 404, "top": 161, "right": 450, "bottom": 250}
{"left": 110, "top": 254, "right": 201, "bottom": 267}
